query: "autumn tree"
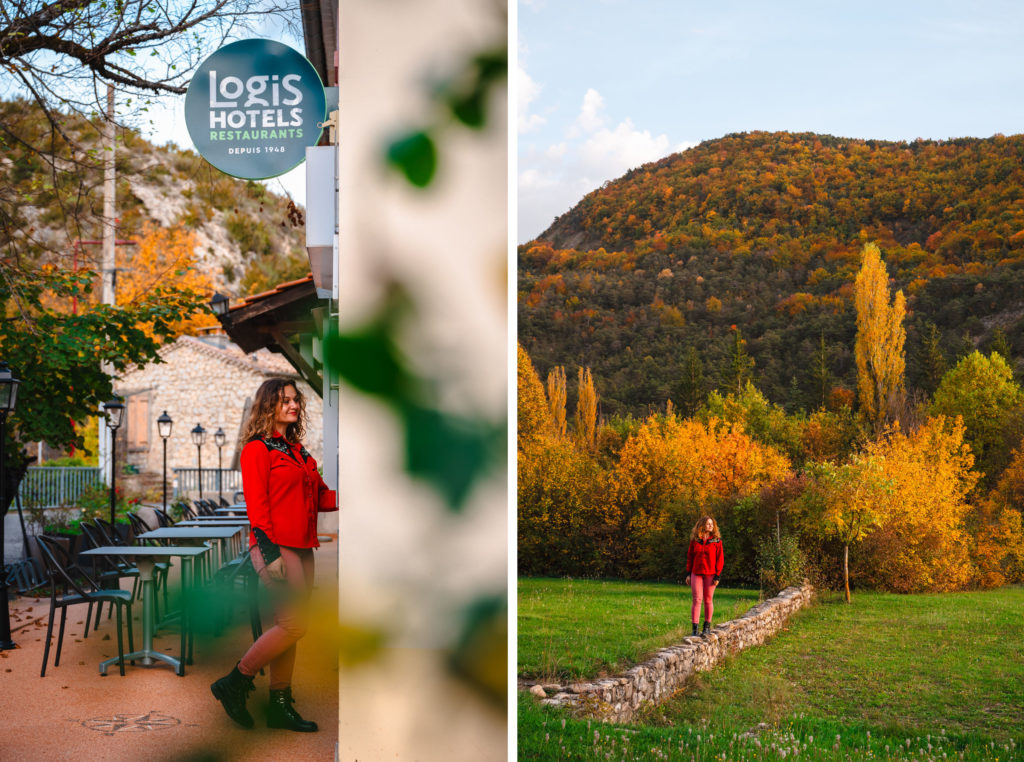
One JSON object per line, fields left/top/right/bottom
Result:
{"left": 613, "top": 415, "right": 791, "bottom": 578}
{"left": 574, "top": 366, "right": 598, "bottom": 452}
{"left": 798, "top": 455, "right": 891, "bottom": 602}
{"left": 546, "top": 366, "right": 567, "bottom": 439}
{"left": 929, "top": 351, "right": 1024, "bottom": 482}
{"left": 862, "top": 417, "right": 978, "bottom": 592}
{"left": 115, "top": 224, "right": 219, "bottom": 338}
{"left": 854, "top": 243, "right": 906, "bottom": 431}
{"left": 517, "top": 344, "right": 553, "bottom": 453}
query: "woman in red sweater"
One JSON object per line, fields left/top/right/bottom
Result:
{"left": 685, "top": 515, "right": 724, "bottom": 638}
{"left": 211, "top": 378, "right": 337, "bottom": 732}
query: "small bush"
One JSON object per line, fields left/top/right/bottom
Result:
{"left": 756, "top": 533, "right": 806, "bottom": 597}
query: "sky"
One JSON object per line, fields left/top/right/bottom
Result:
{"left": 517, "top": 0, "right": 1024, "bottom": 243}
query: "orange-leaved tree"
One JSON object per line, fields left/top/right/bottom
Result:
{"left": 613, "top": 416, "right": 790, "bottom": 576}
{"left": 116, "top": 224, "right": 219, "bottom": 339}
{"left": 862, "top": 416, "right": 978, "bottom": 592}
{"left": 546, "top": 365, "right": 567, "bottom": 440}
{"left": 574, "top": 366, "right": 598, "bottom": 452}
{"left": 854, "top": 242, "right": 906, "bottom": 431}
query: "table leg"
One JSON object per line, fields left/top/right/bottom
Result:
{"left": 99, "top": 558, "right": 182, "bottom": 676}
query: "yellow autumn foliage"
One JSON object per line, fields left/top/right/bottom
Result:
{"left": 613, "top": 415, "right": 791, "bottom": 537}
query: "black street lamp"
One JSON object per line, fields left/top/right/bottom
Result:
{"left": 0, "top": 361, "right": 22, "bottom": 651}
{"left": 214, "top": 427, "right": 226, "bottom": 503}
{"left": 103, "top": 399, "right": 125, "bottom": 526}
{"left": 157, "top": 411, "right": 173, "bottom": 512}
{"left": 190, "top": 424, "right": 206, "bottom": 500}
{"left": 210, "top": 292, "right": 230, "bottom": 318}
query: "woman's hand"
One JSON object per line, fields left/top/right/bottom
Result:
{"left": 685, "top": 574, "right": 691, "bottom": 586}
{"left": 266, "top": 556, "right": 287, "bottom": 582}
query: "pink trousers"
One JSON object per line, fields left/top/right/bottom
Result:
{"left": 238, "top": 545, "right": 314, "bottom": 689}
{"left": 690, "top": 573, "right": 717, "bottom": 623}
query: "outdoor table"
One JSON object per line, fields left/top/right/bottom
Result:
{"left": 79, "top": 545, "right": 209, "bottom": 676}
{"left": 215, "top": 505, "right": 246, "bottom": 516}
{"left": 138, "top": 526, "right": 244, "bottom": 572}
{"left": 177, "top": 519, "right": 249, "bottom": 526}
{"left": 176, "top": 520, "right": 250, "bottom": 553}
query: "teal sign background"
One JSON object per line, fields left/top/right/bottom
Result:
{"left": 185, "top": 39, "right": 326, "bottom": 179}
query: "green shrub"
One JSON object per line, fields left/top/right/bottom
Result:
{"left": 756, "top": 532, "right": 806, "bottom": 597}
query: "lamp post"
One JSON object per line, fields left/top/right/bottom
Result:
{"left": 0, "top": 361, "right": 21, "bottom": 651}
{"left": 191, "top": 424, "right": 206, "bottom": 500}
{"left": 157, "top": 411, "right": 173, "bottom": 512}
{"left": 210, "top": 292, "right": 230, "bottom": 318}
{"left": 214, "top": 427, "right": 226, "bottom": 503}
{"left": 103, "top": 398, "right": 124, "bottom": 526}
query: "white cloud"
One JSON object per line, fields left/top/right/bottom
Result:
{"left": 544, "top": 142, "right": 567, "bottom": 159}
{"left": 518, "top": 89, "right": 695, "bottom": 242}
{"left": 575, "top": 88, "right": 606, "bottom": 133}
{"left": 517, "top": 63, "right": 545, "bottom": 133}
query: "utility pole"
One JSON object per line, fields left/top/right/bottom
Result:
{"left": 98, "top": 84, "right": 116, "bottom": 486}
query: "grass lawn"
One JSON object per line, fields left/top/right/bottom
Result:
{"left": 519, "top": 585, "right": 1024, "bottom": 760}
{"left": 518, "top": 577, "right": 761, "bottom": 680}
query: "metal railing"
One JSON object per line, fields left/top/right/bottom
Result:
{"left": 17, "top": 466, "right": 102, "bottom": 508}
{"left": 172, "top": 468, "right": 242, "bottom": 497}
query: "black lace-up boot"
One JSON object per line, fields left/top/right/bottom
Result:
{"left": 267, "top": 687, "right": 318, "bottom": 732}
{"left": 211, "top": 664, "right": 256, "bottom": 728}
{"left": 701, "top": 621, "right": 711, "bottom": 638}
{"left": 691, "top": 622, "right": 699, "bottom": 637}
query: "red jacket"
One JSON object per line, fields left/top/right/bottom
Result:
{"left": 241, "top": 433, "right": 337, "bottom": 550}
{"left": 687, "top": 538, "right": 724, "bottom": 576}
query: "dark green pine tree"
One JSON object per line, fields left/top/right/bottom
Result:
{"left": 678, "top": 346, "right": 706, "bottom": 416}
{"left": 919, "top": 322, "right": 948, "bottom": 396}
{"left": 810, "top": 330, "right": 833, "bottom": 409}
{"left": 957, "top": 330, "right": 976, "bottom": 361}
{"left": 989, "top": 327, "right": 1013, "bottom": 364}
{"left": 724, "top": 327, "right": 755, "bottom": 394}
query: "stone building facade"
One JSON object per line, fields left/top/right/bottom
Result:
{"left": 115, "top": 334, "right": 323, "bottom": 496}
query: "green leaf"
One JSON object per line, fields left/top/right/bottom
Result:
{"left": 385, "top": 131, "right": 437, "bottom": 188}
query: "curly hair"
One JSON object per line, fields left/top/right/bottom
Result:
{"left": 240, "top": 378, "right": 306, "bottom": 444}
{"left": 690, "top": 515, "right": 721, "bottom": 542}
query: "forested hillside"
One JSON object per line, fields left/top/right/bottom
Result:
{"left": 519, "top": 131, "right": 1024, "bottom": 416}
{"left": 0, "top": 98, "right": 308, "bottom": 299}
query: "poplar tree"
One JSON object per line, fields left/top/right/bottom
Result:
{"left": 546, "top": 366, "right": 568, "bottom": 439}
{"left": 854, "top": 243, "right": 906, "bottom": 431}
{"left": 574, "top": 367, "right": 598, "bottom": 452}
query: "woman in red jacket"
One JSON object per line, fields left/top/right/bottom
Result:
{"left": 211, "top": 378, "right": 337, "bottom": 732}
{"left": 685, "top": 515, "right": 724, "bottom": 638}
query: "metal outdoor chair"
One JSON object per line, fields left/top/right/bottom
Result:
{"left": 152, "top": 507, "right": 175, "bottom": 528}
{"left": 36, "top": 535, "right": 135, "bottom": 677}
{"left": 3, "top": 557, "right": 47, "bottom": 596}
{"left": 78, "top": 522, "right": 140, "bottom": 633}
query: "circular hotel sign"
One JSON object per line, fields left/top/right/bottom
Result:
{"left": 185, "top": 39, "right": 326, "bottom": 179}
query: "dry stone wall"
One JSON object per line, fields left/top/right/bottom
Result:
{"left": 523, "top": 584, "right": 814, "bottom": 723}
